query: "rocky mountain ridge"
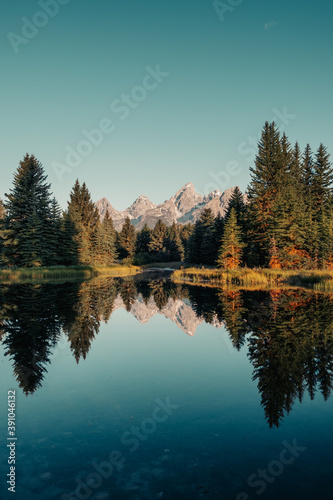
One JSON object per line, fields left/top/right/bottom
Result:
{"left": 96, "top": 182, "right": 245, "bottom": 231}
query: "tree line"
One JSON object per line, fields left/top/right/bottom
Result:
{"left": 0, "top": 121, "right": 332, "bottom": 269}
{"left": 187, "top": 121, "right": 333, "bottom": 269}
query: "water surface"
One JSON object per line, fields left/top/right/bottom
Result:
{"left": 0, "top": 277, "right": 332, "bottom": 499}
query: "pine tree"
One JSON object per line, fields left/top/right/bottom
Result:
{"left": 179, "top": 223, "right": 193, "bottom": 258}
{"left": 289, "top": 142, "right": 302, "bottom": 183}
{"left": 118, "top": 217, "right": 136, "bottom": 260}
{"left": 66, "top": 180, "right": 100, "bottom": 265}
{"left": 302, "top": 143, "right": 333, "bottom": 267}
{"left": 280, "top": 132, "right": 293, "bottom": 174}
{"left": 246, "top": 122, "right": 288, "bottom": 266}
{"left": 198, "top": 208, "right": 216, "bottom": 265}
{"left": 300, "top": 144, "right": 317, "bottom": 265}
{"left": 59, "top": 212, "right": 79, "bottom": 265}
{"left": 100, "top": 211, "right": 117, "bottom": 264}
{"left": 217, "top": 208, "right": 244, "bottom": 269}
{"left": 0, "top": 200, "right": 5, "bottom": 219}
{"left": 312, "top": 143, "right": 333, "bottom": 215}
{"left": 301, "top": 144, "right": 314, "bottom": 201}
{"left": 224, "top": 187, "right": 246, "bottom": 227}
{"left": 270, "top": 187, "right": 309, "bottom": 269}
{"left": 148, "top": 219, "right": 167, "bottom": 254}
{"left": 165, "top": 223, "right": 184, "bottom": 261}
{"left": 321, "top": 200, "right": 333, "bottom": 269}
{"left": 92, "top": 210, "right": 117, "bottom": 265}
{"left": 135, "top": 224, "right": 152, "bottom": 254}
{"left": 2, "top": 154, "right": 56, "bottom": 267}
{"left": 187, "top": 220, "right": 202, "bottom": 264}
{"left": 0, "top": 200, "right": 5, "bottom": 267}
{"left": 47, "top": 198, "right": 63, "bottom": 265}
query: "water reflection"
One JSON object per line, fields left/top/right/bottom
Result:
{"left": 1, "top": 277, "right": 333, "bottom": 428}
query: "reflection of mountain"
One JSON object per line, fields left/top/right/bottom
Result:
{"left": 112, "top": 295, "right": 224, "bottom": 336}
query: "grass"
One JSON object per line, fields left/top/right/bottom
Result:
{"left": 172, "top": 267, "right": 333, "bottom": 290}
{"left": 0, "top": 264, "right": 141, "bottom": 283}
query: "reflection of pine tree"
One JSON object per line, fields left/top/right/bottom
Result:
{"left": 64, "top": 279, "right": 118, "bottom": 362}
{"left": 218, "top": 290, "right": 247, "bottom": 350}
{"left": 119, "top": 279, "right": 137, "bottom": 312}
{"left": 246, "top": 290, "right": 333, "bottom": 427}
{"left": 0, "top": 284, "right": 77, "bottom": 394}
{"left": 135, "top": 280, "right": 153, "bottom": 305}
{"left": 186, "top": 286, "right": 223, "bottom": 325}
{"left": 149, "top": 280, "right": 169, "bottom": 310}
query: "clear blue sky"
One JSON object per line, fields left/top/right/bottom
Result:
{"left": 1, "top": 0, "right": 332, "bottom": 210}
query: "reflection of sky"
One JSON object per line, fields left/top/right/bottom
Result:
{"left": 1, "top": 0, "right": 333, "bottom": 211}
{"left": 1, "top": 307, "right": 333, "bottom": 498}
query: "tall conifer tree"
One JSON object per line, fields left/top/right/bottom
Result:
{"left": 217, "top": 208, "right": 244, "bottom": 269}
{"left": 2, "top": 154, "right": 57, "bottom": 267}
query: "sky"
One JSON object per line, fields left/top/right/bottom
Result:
{"left": 1, "top": 0, "right": 332, "bottom": 210}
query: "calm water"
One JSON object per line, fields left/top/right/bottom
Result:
{"left": 0, "top": 276, "right": 333, "bottom": 500}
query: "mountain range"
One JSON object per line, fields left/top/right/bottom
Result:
{"left": 95, "top": 182, "right": 244, "bottom": 231}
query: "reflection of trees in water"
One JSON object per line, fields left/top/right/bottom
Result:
{"left": 235, "top": 290, "right": 333, "bottom": 427}
{"left": 1, "top": 278, "right": 333, "bottom": 428}
{"left": 0, "top": 283, "right": 78, "bottom": 395}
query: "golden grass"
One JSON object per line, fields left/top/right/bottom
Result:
{"left": 0, "top": 265, "right": 141, "bottom": 283}
{"left": 172, "top": 267, "right": 333, "bottom": 289}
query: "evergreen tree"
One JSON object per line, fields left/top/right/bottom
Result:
{"left": 270, "top": 186, "right": 309, "bottom": 269}
{"left": 300, "top": 145, "right": 317, "bottom": 266}
{"left": 0, "top": 200, "right": 5, "bottom": 266}
{"left": 59, "top": 212, "right": 79, "bottom": 265}
{"left": 47, "top": 197, "right": 63, "bottom": 265}
{"left": 289, "top": 142, "right": 302, "bottom": 183}
{"left": 118, "top": 217, "right": 136, "bottom": 259}
{"left": 212, "top": 213, "right": 225, "bottom": 264}
{"left": 2, "top": 154, "right": 57, "bottom": 267}
{"left": 101, "top": 211, "right": 117, "bottom": 264}
{"left": 66, "top": 180, "right": 100, "bottom": 265}
{"left": 135, "top": 224, "right": 152, "bottom": 254}
{"left": 165, "top": 223, "right": 184, "bottom": 261}
{"left": 224, "top": 187, "right": 246, "bottom": 227}
{"left": 301, "top": 144, "right": 314, "bottom": 201}
{"left": 312, "top": 143, "right": 333, "bottom": 214}
{"left": 321, "top": 200, "right": 333, "bottom": 269}
{"left": 217, "top": 208, "right": 244, "bottom": 269}
{"left": 148, "top": 219, "right": 167, "bottom": 254}
{"left": 179, "top": 223, "right": 193, "bottom": 258}
{"left": 187, "top": 220, "right": 203, "bottom": 264}
{"left": 246, "top": 122, "right": 285, "bottom": 266}
{"left": 198, "top": 208, "right": 216, "bottom": 265}
{"left": 280, "top": 132, "right": 293, "bottom": 174}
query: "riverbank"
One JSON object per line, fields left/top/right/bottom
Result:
{"left": 0, "top": 265, "right": 141, "bottom": 283}
{"left": 172, "top": 267, "right": 333, "bottom": 290}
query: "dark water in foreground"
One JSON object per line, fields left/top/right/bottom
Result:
{"left": 0, "top": 276, "right": 332, "bottom": 499}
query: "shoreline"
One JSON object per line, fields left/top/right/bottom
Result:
{"left": 171, "top": 267, "right": 333, "bottom": 291}
{"left": 0, "top": 265, "right": 142, "bottom": 283}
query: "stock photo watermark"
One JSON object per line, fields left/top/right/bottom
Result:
{"left": 213, "top": 0, "right": 244, "bottom": 23}
{"left": 52, "top": 65, "right": 170, "bottom": 182}
{"left": 7, "top": 0, "right": 71, "bottom": 54}
{"left": 7, "top": 390, "right": 17, "bottom": 493}
{"left": 236, "top": 439, "right": 306, "bottom": 499}
{"left": 61, "top": 396, "right": 179, "bottom": 500}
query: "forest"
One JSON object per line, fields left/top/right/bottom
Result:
{"left": 0, "top": 121, "right": 332, "bottom": 271}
